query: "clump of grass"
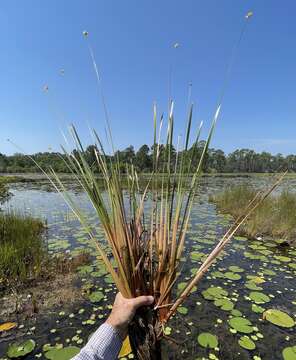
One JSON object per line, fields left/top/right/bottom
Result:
{"left": 0, "top": 211, "right": 45, "bottom": 287}
{"left": 210, "top": 185, "right": 296, "bottom": 244}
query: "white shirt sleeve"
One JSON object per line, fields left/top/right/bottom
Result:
{"left": 72, "top": 323, "right": 122, "bottom": 360}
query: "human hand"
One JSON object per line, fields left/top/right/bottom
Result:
{"left": 106, "top": 292, "right": 154, "bottom": 340}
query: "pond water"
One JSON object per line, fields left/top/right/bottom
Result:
{"left": 0, "top": 176, "right": 295, "bottom": 360}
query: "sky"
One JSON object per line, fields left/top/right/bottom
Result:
{"left": 1, "top": 0, "right": 296, "bottom": 156}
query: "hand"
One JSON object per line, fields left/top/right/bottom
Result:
{"left": 106, "top": 292, "right": 154, "bottom": 340}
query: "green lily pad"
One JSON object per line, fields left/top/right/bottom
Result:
{"left": 45, "top": 346, "right": 80, "bottom": 360}
{"left": 245, "top": 282, "right": 263, "bottom": 291}
{"left": 89, "top": 291, "right": 104, "bottom": 303}
{"left": 177, "top": 306, "right": 188, "bottom": 315}
{"left": 224, "top": 272, "right": 241, "bottom": 281}
{"left": 249, "top": 292, "right": 270, "bottom": 304}
{"left": 197, "top": 333, "right": 218, "bottom": 349}
{"left": 264, "top": 309, "right": 295, "bottom": 328}
{"left": 251, "top": 304, "right": 265, "bottom": 314}
{"left": 202, "top": 287, "right": 228, "bottom": 301}
{"left": 7, "top": 339, "right": 35, "bottom": 358}
{"left": 238, "top": 336, "right": 256, "bottom": 350}
{"left": 229, "top": 266, "right": 244, "bottom": 273}
{"left": 282, "top": 345, "right": 296, "bottom": 360}
{"left": 229, "top": 317, "right": 253, "bottom": 334}
{"left": 214, "top": 298, "right": 234, "bottom": 311}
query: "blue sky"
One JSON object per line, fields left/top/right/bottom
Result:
{"left": 1, "top": 1, "right": 296, "bottom": 155}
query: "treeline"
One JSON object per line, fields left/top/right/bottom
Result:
{"left": 0, "top": 143, "right": 295, "bottom": 174}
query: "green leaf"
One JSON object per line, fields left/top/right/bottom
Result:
{"left": 89, "top": 291, "right": 104, "bottom": 303}
{"left": 45, "top": 346, "right": 80, "bottom": 360}
{"left": 249, "top": 292, "right": 270, "bottom": 304}
{"left": 238, "top": 336, "right": 256, "bottom": 350}
{"left": 177, "top": 306, "right": 188, "bottom": 315}
{"left": 264, "top": 309, "right": 295, "bottom": 328}
{"left": 282, "top": 345, "right": 296, "bottom": 360}
{"left": 197, "top": 333, "right": 218, "bottom": 349}
{"left": 7, "top": 339, "right": 35, "bottom": 358}
{"left": 214, "top": 298, "right": 234, "bottom": 311}
{"left": 229, "top": 317, "right": 253, "bottom": 334}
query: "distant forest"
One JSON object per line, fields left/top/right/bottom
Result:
{"left": 0, "top": 142, "right": 294, "bottom": 173}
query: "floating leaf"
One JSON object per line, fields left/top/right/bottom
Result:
{"left": 249, "top": 292, "right": 270, "bottom": 304}
{"left": 177, "top": 306, "right": 188, "bottom": 315}
{"left": 45, "top": 346, "right": 80, "bottom": 360}
{"left": 229, "top": 265, "right": 244, "bottom": 273}
{"left": 119, "top": 336, "right": 132, "bottom": 357}
{"left": 89, "top": 291, "right": 104, "bottom": 303}
{"left": 0, "top": 322, "right": 17, "bottom": 332}
{"left": 214, "top": 298, "right": 234, "bottom": 311}
{"left": 7, "top": 339, "right": 35, "bottom": 358}
{"left": 202, "top": 287, "right": 228, "bottom": 301}
{"left": 238, "top": 336, "right": 256, "bottom": 350}
{"left": 224, "top": 272, "right": 241, "bottom": 280}
{"left": 282, "top": 345, "right": 296, "bottom": 360}
{"left": 252, "top": 304, "right": 265, "bottom": 314}
{"left": 263, "top": 309, "right": 295, "bottom": 328}
{"left": 229, "top": 317, "right": 253, "bottom": 334}
{"left": 197, "top": 333, "right": 218, "bottom": 349}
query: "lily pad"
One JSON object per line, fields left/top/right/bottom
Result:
{"left": 89, "top": 291, "right": 104, "bottom": 303}
{"left": 229, "top": 317, "right": 253, "bottom": 334}
{"left": 7, "top": 339, "right": 35, "bottom": 358}
{"left": 224, "top": 272, "right": 241, "bottom": 281}
{"left": 282, "top": 345, "right": 296, "bottom": 360}
{"left": 0, "top": 322, "right": 17, "bottom": 332}
{"left": 249, "top": 292, "right": 270, "bottom": 304}
{"left": 263, "top": 309, "right": 295, "bottom": 328}
{"left": 251, "top": 304, "right": 265, "bottom": 314}
{"left": 197, "top": 333, "right": 218, "bottom": 349}
{"left": 214, "top": 298, "right": 234, "bottom": 311}
{"left": 45, "top": 346, "right": 80, "bottom": 360}
{"left": 238, "top": 336, "right": 256, "bottom": 350}
{"left": 229, "top": 265, "right": 244, "bottom": 273}
{"left": 202, "top": 287, "right": 228, "bottom": 301}
{"left": 177, "top": 306, "right": 188, "bottom": 315}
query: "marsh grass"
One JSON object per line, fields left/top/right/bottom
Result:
{"left": 210, "top": 185, "right": 296, "bottom": 244}
{"left": 0, "top": 211, "right": 45, "bottom": 286}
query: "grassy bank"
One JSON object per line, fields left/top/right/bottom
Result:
{"left": 0, "top": 211, "right": 45, "bottom": 287}
{"left": 0, "top": 175, "right": 24, "bottom": 203}
{"left": 210, "top": 185, "right": 296, "bottom": 245}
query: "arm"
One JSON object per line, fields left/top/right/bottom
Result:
{"left": 72, "top": 293, "right": 154, "bottom": 360}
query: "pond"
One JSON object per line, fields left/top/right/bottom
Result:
{"left": 0, "top": 175, "right": 295, "bottom": 360}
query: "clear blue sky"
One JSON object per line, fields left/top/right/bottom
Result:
{"left": 1, "top": 0, "right": 296, "bottom": 156}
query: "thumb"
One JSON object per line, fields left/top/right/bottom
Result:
{"left": 130, "top": 295, "right": 154, "bottom": 310}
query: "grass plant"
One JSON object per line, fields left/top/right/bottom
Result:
{"left": 0, "top": 211, "right": 45, "bottom": 286}
{"left": 210, "top": 185, "right": 296, "bottom": 245}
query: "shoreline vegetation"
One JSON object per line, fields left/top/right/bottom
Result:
{"left": 210, "top": 185, "right": 296, "bottom": 246}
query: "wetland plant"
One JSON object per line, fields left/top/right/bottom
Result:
{"left": 0, "top": 211, "right": 44, "bottom": 287}
{"left": 24, "top": 10, "right": 285, "bottom": 360}
{"left": 210, "top": 185, "right": 296, "bottom": 245}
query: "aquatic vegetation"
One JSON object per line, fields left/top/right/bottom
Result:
{"left": 0, "top": 322, "right": 17, "bottom": 332}
{"left": 282, "top": 345, "right": 296, "bottom": 360}
{"left": 44, "top": 346, "right": 80, "bottom": 360}
{"left": 210, "top": 185, "right": 296, "bottom": 245}
{"left": 229, "top": 317, "right": 253, "bottom": 334}
{"left": 0, "top": 211, "right": 45, "bottom": 286}
{"left": 263, "top": 309, "right": 295, "bottom": 328}
{"left": 197, "top": 333, "right": 218, "bottom": 349}
{"left": 7, "top": 339, "right": 35, "bottom": 358}
{"left": 238, "top": 335, "right": 256, "bottom": 350}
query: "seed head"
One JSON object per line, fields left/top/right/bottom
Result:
{"left": 173, "top": 42, "right": 179, "bottom": 48}
{"left": 83, "top": 30, "right": 89, "bottom": 37}
{"left": 245, "top": 11, "right": 253, "bottom": 19}
{"left": 43, "top": 85, "right": 49, "bottom": 92}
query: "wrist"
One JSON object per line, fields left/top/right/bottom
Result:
{"left": 106, "top": 315, "right": 127, "bottom": 341}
